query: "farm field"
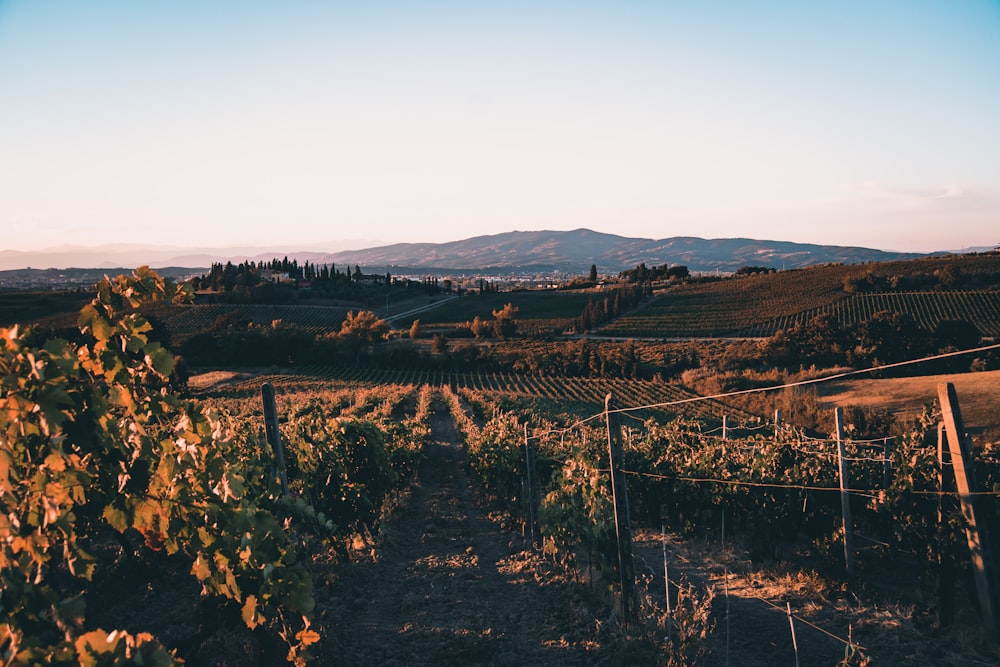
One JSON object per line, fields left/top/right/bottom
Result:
{"left": 5, "top": 257, "right": 1000, "bottom": 665}
{"left": 390, "top": 288, "right": 598, "bottom": 334}
{"left": 817, "top": 368, "right": 1000, "bottom": 441}
{"left": 603, "top": 285, "right": 1000, "bottom": 339}
{"left": 600, "top": 252, "right": 1000, "bottom": 338}
{"left": 148, "top": 302, "right": 355, "bottom": 339}
{"left": 745, "top": 289, "right": 1000, "bottom": 338}
{"left": 601, "top": 271, "right": 846, "bottom": 338}
{"left": 192, "top": 364, "right": 759, "bottom": 425}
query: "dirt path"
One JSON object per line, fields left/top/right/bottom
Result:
{"left": 319, "top": 408, "right": 616, "bottom": 666}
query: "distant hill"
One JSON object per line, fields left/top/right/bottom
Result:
{"left": 1, "top": 229, "right": 942, "bottom": 275}
{"left": 315, "top": 229, "right": 930, "bottom": 274}
{"left": 0, "top": 240, "right": 375, "bottom": 272}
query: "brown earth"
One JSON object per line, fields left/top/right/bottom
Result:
{"left": 314, "top": 411, "right": 636, "bottom": 666}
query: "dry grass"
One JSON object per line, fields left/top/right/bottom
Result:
{"left": 816, "top": 368, "right": 1000, "bottom": 445}
{"left": 187, "top": 370, "right": 255, "bottom": 391}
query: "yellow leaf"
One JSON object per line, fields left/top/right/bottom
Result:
{"left": 295, "top": 628, "right": 321, "bottom": 647}
{"left": 242, "top": 595, "right": 262, "bottom": 629}
{"left": 191, "top": 555, "right": 211, "bottom": 582}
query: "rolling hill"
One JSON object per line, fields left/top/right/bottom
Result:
{"left": 315, "top": 229, "right": 929, "bottom": 274}
{"left": 2, "top": 229, "right": 936, "bottom": 274}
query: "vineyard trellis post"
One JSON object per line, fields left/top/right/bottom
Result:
{"left": 606, "top": 392, "right": 637, "bottom": 626}
{"left": 662, "top": 519, "right": 672, "bottom": 638}
{"left": 835, "top": 407, "right": 855, "bottom": 580}
{"left": 882, "top": 438, "right": 893, "bottom": 490}
{"left": 787, "top": 602, "right": 800, "bottom": 667}
{"left": 937, "top": 421, "right": 957, "bottom": 626}
{"left": 938, "top": 382, "right": 999, "bottom": 641}
{"left": 523, "top": 422, "right": 538, "bottom": 547}
{"left": 261, "top": 382, "right": 289, "bottom": 496}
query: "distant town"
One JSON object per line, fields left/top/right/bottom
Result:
{"left": 0, "top": 265, "right": 582, "bottom": 293}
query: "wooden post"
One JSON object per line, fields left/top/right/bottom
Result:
{"left": 606, "top": 392, "right": 637, "bottom": 626}
{"left": 882, "top": 437, "right": 893, "bottom": 490}
{"left": 662, "top": 523, "right": 672, "bottom": 638}
{"left": 725, "top": 569, "right": 731, "bottom": 667}
{"left": 835, "top": 407, "right": 855, "bottom": 579}
{"left": 721, "top": 415, "right": 728, "bottom": 457}
{"left": 937, "top": 421, "right": 956, "bottom": 627}
{"left": 261, "top": 382, "right": 289, "bottom": 495}
{"left": 787, "top": 602, "right": 800, "bottom": 667}
{"left": 938, "top": 382, "right": 998, "bottom": 640}
{"left": 524, "top": 422, "right": 538, "bottom": 547}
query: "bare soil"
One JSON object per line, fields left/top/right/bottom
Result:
{"left": 188, "top": 370, "right": 256, "bottom": 391}
{"left": 314, "top": 410, "right": 634, "bottom": 666}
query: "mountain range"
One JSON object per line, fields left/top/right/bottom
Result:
{"left": 317, "top": 229, "right": 938, "bottom": 275}
{"left": 1, "top": 229, "right": 959, "bottom": 275}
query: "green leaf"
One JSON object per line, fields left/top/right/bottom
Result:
{"left": 58, "top": 593, "right": 87, "bottom": 623}
{"left": 147, "top": 344, "right": 174, "bottom": 377}
{"left": 102, "top": 505, "right": 129, "bottom": 533}
{"left": 37, "top": 387, "right": 74, "bottom": 433}
{"left": 108, "top": 384, "right": 135, "bottom": 411}
{"left": 78, "top": 304, "right": 113, "bottom": 341}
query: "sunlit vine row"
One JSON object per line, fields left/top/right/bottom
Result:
{"left": 0, "top": 270, "right": 429, "bottom": 665}
{"left": 744, "top": 290, "right": 1000, "bottom": 337}
{"left": 444, "top": 386, "right": 1000, "bottom": 601}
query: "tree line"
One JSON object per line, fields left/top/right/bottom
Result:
{"left": 577, "top": 284, "right": 648, "bottom": 332}
{"left": 190, "top": 258, "right": 444, "bottom": 304}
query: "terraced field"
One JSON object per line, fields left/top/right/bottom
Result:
{"left": 742, "top": 290, "right": 1000, "bottom": 337}
{"left": 605, "top": 287, "right": 1000, "bottom": 339}
{"left": 600, "top": 273, "right": 847, "bottom": 337}
{"left": 196, "top": 364, "right": 757, "bottom": 424}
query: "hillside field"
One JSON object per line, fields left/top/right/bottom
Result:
{"left": 5, "top": 258, "right": 1000, "bottom": 665}
{"left": 817, "top": 368, "right": 1000, "bottom": 440}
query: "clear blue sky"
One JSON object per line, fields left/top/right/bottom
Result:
{"left": 1, "top": 1, "right": 998, "bottom": 253}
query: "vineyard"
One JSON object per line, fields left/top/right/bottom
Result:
{"left": 187, "top": 365, "right": 1000, "bottom": 663}
{"left": 600, "top": 253, "right": 1000, "bottom": 338}
{"left": 601, "top": 270, "right": 847, "bottom": 338}
{"left": 742, "top": 290, "right": 1000, "bottom": 338}
{"left": 0, "top": 272, "right": 431, "bottom": 665}
{"left": 446, "top": 381, "right": 1000, "bottom": 664}
{"left": 200, "top": 365, "right": 757, "bottom": 425}
{"left": 5, "top": 263, "right": 1000, "bottom": 665}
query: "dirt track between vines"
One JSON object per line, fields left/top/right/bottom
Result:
{"left": 319, "top": 410, "right": 623, "bottom": 666}
{"left": 313, "top": 405, "right": 1000, "bottom": 667}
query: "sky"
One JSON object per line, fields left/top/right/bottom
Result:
{"left": 1, "top": 1, "right": 998, "bottom": 255}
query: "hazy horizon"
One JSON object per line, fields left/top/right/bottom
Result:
{"left": 2, "top": 2, "right": 998, "bottom": 255}
{"left": 1, "top": 227, "right": 990, "bottom": 274}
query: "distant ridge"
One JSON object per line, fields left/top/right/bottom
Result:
{"left": 315, "top": 229, "right": 933, "bottom": 274}
{"left": 1, "top": 229, "right": 945, "bottom": 274}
